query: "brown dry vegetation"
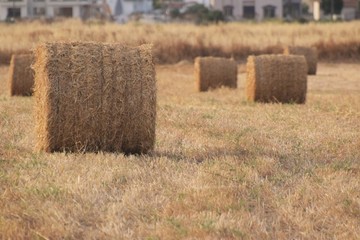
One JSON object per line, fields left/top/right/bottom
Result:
{"left": 0, "top": 58, "right": 359, "bottom": 238}
{"left": 0, "top": 20, "right": 360, "bottom": 64}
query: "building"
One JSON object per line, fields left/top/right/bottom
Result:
{"left": 0, "top": 0, "right": 152, "bottom": 21}
{"left": 342, "top": 0, "right": 359, "bottom": 20}
{"left": 302, "top": 0, "right": 321, "bottom": 20}
{"left": 0, "top": 0, "right": 98, "bottom": 20}
{"left": 209, "top": 0, "right": 283, "bottom": 21}
{"left": 283, "top": 0, "right": 302, "bottom": 19}
{"left": 108, "top": 0, "right": 153, "bottom": 19}
{"left": 303, "top": 0, "right": 359, "bottom": 21}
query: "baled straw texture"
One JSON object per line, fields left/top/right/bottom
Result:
{"left": 194, "top": 57, "right": 237, "bottom": 92}
{"left": 33, "top": 42, "right": 156, "bottom": 154}
{"left": 246, "top": 54, "right": 307, "bottom": 104}
{"left": 8, "top": 54, "right": 34, "bottom": 96}
{"left": 284, "top": 46, "right": 318, "bottom": 75}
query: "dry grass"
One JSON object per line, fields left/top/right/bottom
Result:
{"left": 0, "top": 20, "right": 360, "bottom": 64}
{"left": 33, "top": 42, "right": 156, "bottom": 153}
{"left": 0, "top": 60, "right": 359, "bottom": 239}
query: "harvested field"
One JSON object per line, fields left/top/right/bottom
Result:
{"left": 33, "top": 42, "right": 156, "bottom": 153}
{"left": 0, "top": 61, "right": 359, "bottom": 239}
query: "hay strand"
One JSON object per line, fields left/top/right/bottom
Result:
{"left": 33, "top": 42, "right": 156, "bottom": 154}
{"left": 246, "top": 54, "right": 307, "bottom": 104}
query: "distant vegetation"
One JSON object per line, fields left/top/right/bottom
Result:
{"left": 0, "top": 20, "right": 359, "bottom": 65}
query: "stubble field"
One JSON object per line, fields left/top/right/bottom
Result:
{"left": 0, "top": 21, "right": 360, "bottom": 239}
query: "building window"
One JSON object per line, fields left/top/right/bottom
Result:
{"left": 243, "top": 6, "right": 255, "bottom": 19}
{"left": 7, "top": 8, "right": 21, "bottom": 18}
{"left": 283, "top": 2, "right": 301, "bottom": 19}
{"left": 223, "top": 5, "right": 234, "bottom": 17}
{"left": 33, "top": 7, "right": 46, "bottom": 16}
{"left": 263, "top": 5, "right": 276, "bottom": 18}
{"left": 54, "top": 7, "right": 73, "bottom": 17}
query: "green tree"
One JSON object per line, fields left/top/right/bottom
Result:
{"left": 321, "top": 0, "right": 343, "bottom": 15}
{"left": 184, "top": 4, "right": 224, "bottom": 24}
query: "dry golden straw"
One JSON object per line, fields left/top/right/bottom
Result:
{"left": 246, "top": 54, "right": 307, "bottom": 104}
{"left": 8, "top": 54, "right": 34, "bottom": 96}
{"left": 33, "top": 42, "right": 156, "bottom": 154}
{"left": 194, "top": 57, "right": 237, "bottom": 92}
{"left": 284, "top": 46, "right": 318, "bottom": 75}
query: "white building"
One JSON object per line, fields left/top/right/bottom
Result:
{"left": 108, "top": 0, "right": 153, "bottom": 19}
{"left": 209, "top": 0, "right": 283, "bottom": 21}
{"left": 0, "top": 0, "right": 96, "bottom": 20}
{"left": 0, "top": 0, "right": 152, "bottom": 21}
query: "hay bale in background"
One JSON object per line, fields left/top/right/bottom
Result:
{"left": 194, "top": 57, "right": 237, "bottom": 92}
{"left": 33, "top": 42, "right": 156, "bottom": 154}
{"left": 8, "top": 54, "right": 34, "bottom": 96}
{"left": 284, "top": 46, "right": 318, "bottom": 75}
{"left": 246, "top": 55, "right": 307, "bottom": 104}
{"left": 0, "top": 49, "right": 31, "bottom": 66}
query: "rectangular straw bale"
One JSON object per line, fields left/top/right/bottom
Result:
{"left": 8, "top": 54, "right": 34, "bottom": 96}
{"left": 284, "top": 46, "right": 318, "bottom": 75}
{"left": 246, "top": 54, "right": 307, "bottom": 104}
{"left": 194, "top": 57, "right": 237, "bottom": 92}
{"left": 33, "top": 42, "right": 156, "bottom": 154}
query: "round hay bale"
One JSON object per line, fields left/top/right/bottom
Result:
{"left": 194, "top": 57, "right": 237, "bottom": 92}
{"left": 8, "top": 54, "right": 34, "bottom": 96}
{"left": 284, "top": 46, "right": 318, "bottom": 75}
{"left": 246, "top": 54, "right": 307, "bottom": 104}
{"left": 33, "top": 42, "right": 156, "bottom": 154}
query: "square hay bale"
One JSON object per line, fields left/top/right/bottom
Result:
{"left": 246, "top": 54, "right": 307, "bottom": 104}
{"left": 8, "top": 54, "right": 34, "bottom": 96}
{"left": 284, "top": 46, "right": 318, "bottom": 75}
{"left": 33, "top": 42, "right": 156, "bottom": 154}
{"left": 194, "top": 57, "right": 237, "bottom": 92}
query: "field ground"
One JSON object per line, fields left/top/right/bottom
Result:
{"left": 0, "top": 62, "right": 359, "bottom": 239}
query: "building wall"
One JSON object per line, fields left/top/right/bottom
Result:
{"left": 0, "top": 7, "right": 7, "bottom": 20}
{"left": 255, "top": 0, "right": 282, "bottom": 20}
{"left": 21, "top": 5, "right": 27, "bottom": 17}
{"left": 210, "top": 0, "right": 282, "bottom": 20}
{"left": 0, "top": 0, "right": 27, "bottom": 20}
{"left": 0, "top": 0, "right": 153, "bottom": 20}
{"left": 210, "top": 0, "right": 243, "bottom": 19}
{"left": 113, "top": 0, "right": 152, "bottom": 16}
{"left": 73, "top": 5, "right": 80, "bottom": 17}
{"left": 46, "top": 6, "right": 54, "bottom": 17}
{"left": 342, "top": 0, "right": 359, "bottom": 19}
{"left": 342, "top": 7, "right": 356, "bottom": 19}
{"left": 122, "top": 1, "right": 135, "bottom": 15}
{"left": 343, "top": 0, "right": 358, "bottom": 8}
